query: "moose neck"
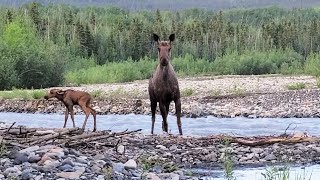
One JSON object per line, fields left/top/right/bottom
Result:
{"left": 159, "top": 63, "right": 170, "bottom": 81}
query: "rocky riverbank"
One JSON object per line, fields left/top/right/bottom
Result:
{"left": 0, "top": 75, "right": 320, "bottom": 118}
{"left": 1, "top": 122, "right": 320, "bottom": 180}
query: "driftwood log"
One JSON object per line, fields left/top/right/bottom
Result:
{"left": 0, "top": 122, "right": 318, "bottom": 151}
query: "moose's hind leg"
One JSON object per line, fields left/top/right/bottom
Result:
{"left": 175, "top": 99, "right": 183, "bottom": 135}
{"left": 150, "top": 99, "right": 157, "bottom": 134}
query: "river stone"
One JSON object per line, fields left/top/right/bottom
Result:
{"left": 14, "top": 153, "right": 29, "bottom": 165}
{"left": 19, "top": 146, "right": 40, "bottom": 154}
{"left": 21, "top": 171, "right": 33, "bottom": 180}
{"left": 264, "top": 154, "right": 276, "bottom": 161}
{"left": 70, "top": 149, "right": 82, "bottom": 156}
{"left": 156, "top": 145, "right": 168, "bottom": 150}
{"left": 124, "top": 159, "right": 137, "bottom": 170}
{"left": 4, "top": 166, "right": 21, "bottom": 177}
{"left": 117, "top": 145, "right": 125, "bottom": 154}
{"left": 144, "top": 173, "right": 161, "bottom": 180}
{"left": 158, "top": 173, "right": 180, "bottom": 180}
{"left": 56, "top": 167, "right": 85, "bottom": 179}
{"left": 61, "top": 158, "right": 75, "bottom": 167}
{"left": 59, "top": 164, "right": 74, "bottom": 172}
{"left": 112, "top": 162, "right": 125, "bottom": 173}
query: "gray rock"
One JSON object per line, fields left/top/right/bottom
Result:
{"left": 14, "top": 153, "right": 29, "bottom": 165}
{"left": 28, "top": 154, "right": 41, "bottom": 163}
{"left": 264, "top": 154, "right": 277, "bottom": 161}
{"left": 91, "top": 165, "right": 101, "bottom": 173}
{"left": 124, "top": 159, "right": 137, "bottom": 170}
{"left": 21, "top": 171, "right": 33, "bottom": 180}
{"left": 158, "top": 173, "right": 180, "bottom": 180}
{"left": 156, "top": 145, "right": 168, "bottom": 150}
{"left": 112, "top": 162, "right": 125, "bottom": 173}
{"left": 4, "top": 166, "right": 21, "bottom": 177}
{"left": 76, "top": 157, "right": 88, "bottom": 164}
{"left": 69, "top": 149, "right": 81, "bottom": 156}
{"left": 117, "top": 145, "right": 125, "bottom": 154}
{"left": 93, "top": 154, "right": 104, "bottom": 160}
{"left": 19, "top": 146, "right": 40, "bottom": 154}
{"left": 61, "top": 158, "right": 75, "bottom": 167}
{"left": 59, "top": 164, "right": 74, "bottom": 172}
{"left": 151, "top": 166, "right": 162, "bottom": 174}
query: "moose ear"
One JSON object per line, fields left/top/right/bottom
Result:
{"left": 56, "top": 90, "right": 65, "bottom": 95}
{"left": 169, "top": 34, "right": 175, "bottom": 42}
{"left": 153, "top": 33, "right": 160, "bottom": 43}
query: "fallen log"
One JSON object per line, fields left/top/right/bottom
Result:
{"left": 65, "top": 129, "right": 142, "bottom": 148}
{"left": 26, "top": 128, "right": 81, "bottom": 145}
{"left": 230, "top": 136, "right": 320, "bottom": 147}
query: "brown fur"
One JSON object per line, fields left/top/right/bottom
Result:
{"left": 148, "top": 33, "right": 183, "bottom": 135}
{"left": 44, "top": 89, "right": 97, "bottom": 132}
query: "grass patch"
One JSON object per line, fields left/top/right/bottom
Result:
{"left": 229, "top": 85, "right": 246, "bottom": 95}
{"left": 287, "top": 83, "right": 305, "bottom": 90}
{"left": 211, "top": 89, "right": 222, "bottom": 96}
{"left": 222, "top": 137, "right": 235, "bottom": 180}
{"left": 181, "top": 88, "right": 195, "bottom": 97}
{"left": 0, "top": 140, "right": 7, "bottom": 157}
{"left": 0, "top": 88, "right": 46, "bottom": 100}
{"left": 90, "top": 89, "right": 104, "bottom": 98}
{"left": 261, "top": 166, "right": 312, "bottom": 180}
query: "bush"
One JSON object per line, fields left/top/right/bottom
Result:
{"left": 0, "top": 19, "right": 66, "bottom": 90}
{"left": 213, "top": 49, "right": 303, "bottom": 75}
{"left": 304, "top": 53, "right": 320, "bottom": 76}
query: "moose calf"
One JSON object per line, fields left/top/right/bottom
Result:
{"left": 148, "top": 33, "right": 183, "bottom": 135}
{"left": 44, "top": 89, "right": 97, "bottom": 132}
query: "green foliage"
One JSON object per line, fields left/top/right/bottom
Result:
{"left": 0, "top": 89, "right": 45, "bottom": 100}
{"left": 213, "top": 49, "right": 303, "bottom": 75}
{"left": 1, "top": 4, "right": 320, "bottom": 88}
{"left": 287, "top": 83, "right": 306, "bottom": 90}
{"left": 181, "top": 88, "right": 194, "bottom": 97}
{"left": 65, "top": 57, "right": 156, "bottom": 84}
{"left": 222, "top": 137, "right": 235, "bottom": 180}
{"left": 261, "top": 166, "right": 312, "bottom": 180}
{"left": 304, "top": 53, "right": 320, "bottom": 76}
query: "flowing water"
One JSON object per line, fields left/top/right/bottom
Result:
{"left": 1, "top": 112, "right": 320, "bottom": 179}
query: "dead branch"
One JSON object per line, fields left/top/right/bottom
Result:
{"left": 26, "top": 128, "right": 81, "bottom": 145}
{"left": 6, "top": 122, "right": 16, "bottom": 132}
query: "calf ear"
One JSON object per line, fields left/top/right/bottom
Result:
{"left": 56, "top": 90, "right": 65, "bottom": 95}
{"left": 153, "top": 33, "right": 160, "bottom": 43}
{"left": 169, "top": 34, "right": 175, "bottom": 42}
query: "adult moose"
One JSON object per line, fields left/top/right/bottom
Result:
{"left": 148, "top": 33, "right": 183, "bottom": 135}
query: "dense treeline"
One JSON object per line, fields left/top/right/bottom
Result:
{"left": 1, "top": 3, "right": 320, "bottom": 90}
{"left": 2, "top": 0, "right": 320, "bottom": 10}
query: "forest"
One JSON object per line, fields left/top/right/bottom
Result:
{"left": 1, "top": 2, "right": 320, "bottom": 90}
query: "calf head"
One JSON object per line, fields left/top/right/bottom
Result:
{"left": 44, "top": 89, "right": 65, "bottom": 100}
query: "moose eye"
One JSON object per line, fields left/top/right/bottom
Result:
{"left": 158, "top": 48, "right": 160, "bottom": 52}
